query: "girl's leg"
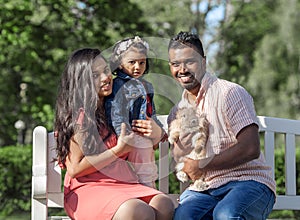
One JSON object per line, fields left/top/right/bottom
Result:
{"left": 112, "top": 199, "right": 155, "bottom": 220}
{"left": 149, "top": 194, "right": 175, "bottom": 220}
{"left": 127, "top": 136, "right": 158, "bottom": 188}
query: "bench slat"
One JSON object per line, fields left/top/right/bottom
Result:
{"left": 274, "top": 195, "right": 300, "bottom": 210}
{"left": 263, "top": 131, "right": 275, "bottom": 180}
{"left": 257, "top": 116, "right": 300, "bottom": 134}
{"left": 158, "top": 141, "right": 170, "bottom": 193}
{"left": 48, "top": 192, "right": 64, "bottom": 208}
{"left": 285, "top": 133, "right": 297, "bottom": 195}
{"left": 48, "top": 132, "right": 62, "bottom": 193}
{"left": 32, "top": 126, "right": 48, "bottom": 220}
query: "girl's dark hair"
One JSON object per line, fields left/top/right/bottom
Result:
{"left": 54, "top": 48, "right": 107, "bottom": 167}
{"left": 168, "top": 31, "right": 205, "bottom": 58}
{"left": 110, "top": 36, "right": 150, "bottom": 74}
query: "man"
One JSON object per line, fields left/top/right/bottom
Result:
{"left": 167, "top": 31, "right": 276, "bottom": 220}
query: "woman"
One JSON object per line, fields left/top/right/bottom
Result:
{"left": 55, "top": 48, "right": 174, "bottom": 220}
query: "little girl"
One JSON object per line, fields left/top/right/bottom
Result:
{"left": 105, "top": 36, "right": 166, "bottom": 188}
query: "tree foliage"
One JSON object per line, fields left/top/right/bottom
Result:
{"left": 216, "top": 0, "right": 300, "bottom": 119}
{"left": 131, "top": 0, "right": 193, "bottom": 37}
{"left": 216, "top": 0, "right": 277, "bottom": 83}
{"left": 0, "top": 145, "right": 32, "bottom": 216}
{"left": 1, "top": 0, "right": 299, "bottom": 146}
{"left": 0, "top": 0, "right": 152, "bottom": 146}
{"left": 246, "top": 0, "right": 300, "bottom": 118}
{"left": 129, "top": 0, "right": 226, "bottom": 114}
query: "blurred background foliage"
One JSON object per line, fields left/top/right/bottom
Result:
{"left": 1, "top": 0, "right": 299, "bottom": 146}
{"left": 0, "top": 0, "right": 300, "bottom": 218}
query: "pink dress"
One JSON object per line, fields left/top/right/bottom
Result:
{"left": 63, "top": 125, "right": 162, "bottom": 220}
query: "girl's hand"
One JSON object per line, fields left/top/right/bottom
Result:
{"left": 131, "top": 116, "right": 164, "bottom": 144}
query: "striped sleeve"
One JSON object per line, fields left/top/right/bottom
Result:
{"left": 224, "top": 84, "right": 258, "bottom": 136}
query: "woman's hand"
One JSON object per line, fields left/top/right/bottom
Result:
{"left": 112, "top": 123, "right": 136, "bottom": 156}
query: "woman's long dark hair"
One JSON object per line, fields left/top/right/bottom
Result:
{"left": 55, "top": 48, "right": 107, "bottom": 167}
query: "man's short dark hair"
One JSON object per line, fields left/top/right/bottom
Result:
{"left": 168, "top": 31, "right": 205, "bottom": 58}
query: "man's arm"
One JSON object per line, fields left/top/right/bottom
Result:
{"left": 182, "top": 123, "right": 260, "bottom": 181}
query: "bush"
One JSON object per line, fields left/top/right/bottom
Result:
{"left": 0, "top": 145, "right": 32, "bottom": 216}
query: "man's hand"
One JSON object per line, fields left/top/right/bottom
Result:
{"left": 182, "top": 158, "right": 203, "bottom": 181}
{"left": 172, "top": 131, "right": 196, "bottom": 163}
{"left": 182, "top": 155, "right": 214, "bottom": 181}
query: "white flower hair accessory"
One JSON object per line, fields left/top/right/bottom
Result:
{"left": 114, "top": 36, "right": 149, "bottom": 57}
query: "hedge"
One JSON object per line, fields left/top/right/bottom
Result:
{"left": 0, "top": 145, "right": 32, "bottom": 216}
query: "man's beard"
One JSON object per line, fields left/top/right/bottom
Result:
{"left": 177, "top": 73, "right": 200, "bottom": 91}
{"left": 182, "top": 81, "right": 200, "bottom": 91}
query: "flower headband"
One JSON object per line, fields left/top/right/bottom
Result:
{"left": 114, "top": 36, "right": 149, "bottom": 57}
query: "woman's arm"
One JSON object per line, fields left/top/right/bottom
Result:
{"left": 66, "top": 123, "right": 135, "bottom": 178}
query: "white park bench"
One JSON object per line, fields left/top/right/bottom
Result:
{"left": 31, "top": 115, "right": 300, "bottom": 220}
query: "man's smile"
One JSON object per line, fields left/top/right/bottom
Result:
{"left": 177, "top": 73, "right": 194, "bottom": 83}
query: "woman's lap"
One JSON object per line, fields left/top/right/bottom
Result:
{"left": 64, "top": 182, "right": 161, "bottom": 220}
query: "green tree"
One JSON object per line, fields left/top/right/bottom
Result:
{"left": 129, "top": 0, "right": 226, "bottom": 114}
{"left": 0, "top": 0, "right": 152, "bottom": 146}
{"left": 216, "top": 0, "right": 278, "bottom": 84}
{"left": 246, "top": 0, "right": 300, "bottom": 118}
{"left": 131, "top": 0, "right": 224, "bottom": 38}
{"left": 131, "top": 0, "right": 193, "bottom": 37}
{"left": 216, "top": 0, "right": 300, "bottom": 119}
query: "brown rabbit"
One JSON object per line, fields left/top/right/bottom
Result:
{"left": 168, "top": 107, "right": 209, "bottom": 191}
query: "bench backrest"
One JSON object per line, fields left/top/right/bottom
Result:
{"left": 257, "top": 116, "right": 300, "bottom": 210}
{"left": 31, "top": 115, "right": 300, "bottom": 220}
